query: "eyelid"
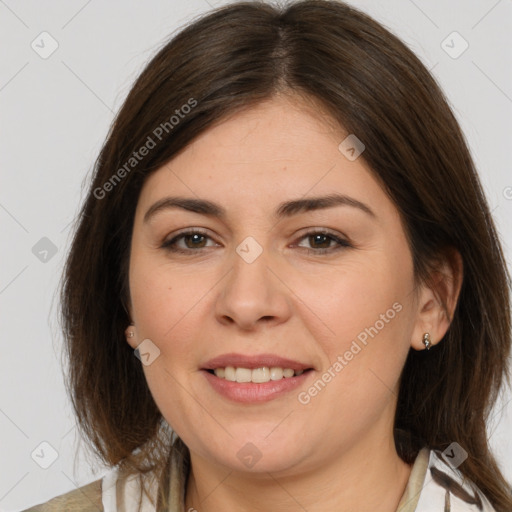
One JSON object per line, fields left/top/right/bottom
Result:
{"left": 160, "top": 227, "right": 352, "bottom": 254}
{"left": 292, "top": 228, "right": 352, "bottom": 253}
{"left": 160, "top": 227, "right": 215, "bottom": 248}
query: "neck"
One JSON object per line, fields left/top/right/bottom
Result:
{"left": 184, "top": 435, "right": 413, "bottom": 512}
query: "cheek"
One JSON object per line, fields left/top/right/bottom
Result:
{"left": 129, "top": 251, "right": 206, "bottom": 341}
{"left": 318, "top": 261, "right": 405, "bottom": 340}
{"left": 311, "top": 255, "right": 412, "bottom": 394}
{"left": 299, "top": 280, "right": 410, "bottom": 446}
{"left": 128, "top": 256, "right": 201, "bottom": 427}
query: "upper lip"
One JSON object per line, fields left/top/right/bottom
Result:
{"left": 201, "top": 353, "right": 313, "bottom": 371}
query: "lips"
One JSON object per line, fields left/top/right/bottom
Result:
{"left": 201, "top": 353, "right": 315, "bottom": 403}
{"left": 201, "top": 353, "right": 313, "bottom": 372}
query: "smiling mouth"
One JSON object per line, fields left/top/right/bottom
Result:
{"left": 205, "top": 367, "right": 314, "bottom": 383}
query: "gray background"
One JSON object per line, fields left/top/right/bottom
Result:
{"left": 1, "top": 0, "right": 511, "bottom": 510}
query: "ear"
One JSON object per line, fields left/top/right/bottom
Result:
{"left": 125, "top": 324, "right": 138, "bottom": 349}
{"left": 410, "top": 247, "right": 463, "bottom": 350}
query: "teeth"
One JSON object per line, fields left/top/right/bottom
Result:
{"left": 235, "top": 367, "right": 252, "bottom": 383}
{"left": 212, "top": 366, "right": 306, "bottom": 383}
{"left": 270, "top": 367, "right": 283, "bottom": 380}
{"left": 252, "top": 367, "right": 270, "bottom": 383}
{"left": 224, "top": 366, "right": 236, "bottom": 381}
{"left": 214, "top": 368, "right": 225, "bottom": 378}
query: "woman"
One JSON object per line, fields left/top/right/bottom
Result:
{"left": 23, "top": 1, "right": 512, "bottom": 511}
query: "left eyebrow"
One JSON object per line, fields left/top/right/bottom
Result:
{"left": 143, "top": 193, "right": 376, "bottom": 224}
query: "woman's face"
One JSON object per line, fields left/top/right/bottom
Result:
{"left": 127, "top": 94, "right": 425, "bottom": 475}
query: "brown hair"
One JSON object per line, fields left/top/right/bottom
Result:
{"left": 60, "top": 1, "right": 512, "bottom": 509}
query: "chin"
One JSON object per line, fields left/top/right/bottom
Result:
{"left": 197, "top": 430, "right": 312, "bottom": 475}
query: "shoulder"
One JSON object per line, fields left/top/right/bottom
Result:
{"left": 415, "top": 449, "right": 497, "bottom": 511}
{"left": 20, "top": 478, "right": 103, "bottom": 512}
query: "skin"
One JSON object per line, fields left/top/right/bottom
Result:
{"left": 125, "top": 93, "right": 462, "bottom": 511}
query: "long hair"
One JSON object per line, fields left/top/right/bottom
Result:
{"left": 60, "top": 1, "right": 512, "bottom": 509}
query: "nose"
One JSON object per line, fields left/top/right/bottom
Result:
{"left": 214, "top": 244, "right": 292, "bottom": 331}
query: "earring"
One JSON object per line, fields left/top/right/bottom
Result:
{"left": 422, "top": 332, "right": 432, "bottom": 350}
{"left": 126, "top": 325, "right": 135, "bottom": 338}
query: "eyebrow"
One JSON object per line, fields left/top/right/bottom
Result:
{"left": 143, "top": 193, "right": 376, "bottom": 224}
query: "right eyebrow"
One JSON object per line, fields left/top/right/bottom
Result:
{"left": 143, "top": 193, "right": 376, "bottom": 224}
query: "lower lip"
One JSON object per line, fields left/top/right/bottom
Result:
{"left": 202, "top": 370, "right": 313, "bottom": 403}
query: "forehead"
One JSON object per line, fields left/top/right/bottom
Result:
{"left": 135, "top": 95, "right": 391, "bottom": 222}
{"left": 183, "top": 95, "right": 344, "bottom": 168}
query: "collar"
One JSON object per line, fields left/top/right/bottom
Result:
{"left": 103, "top": 444, "right": 495, "bottom": 511}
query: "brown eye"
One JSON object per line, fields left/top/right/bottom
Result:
{"left": 160, "top": 229, "right": 351, "bottom": 256}
{"left": 295, "top": 230, "right": 351, "bottom": 254}
{"left": 161, "top": 230, "right": 215, "bottom": 253}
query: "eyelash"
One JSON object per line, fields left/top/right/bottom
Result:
{"left": 160, "top": 229, "right": 352, "bottom": 255}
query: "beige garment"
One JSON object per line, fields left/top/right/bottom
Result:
{"left": 20, "top": 446, "right": 497, "bottom": 512}
{"left": 20, "top": 478, "right": 103, "bottom": 511}
{"left": 396, "top": 447, "right": 430, "bottom": 511}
